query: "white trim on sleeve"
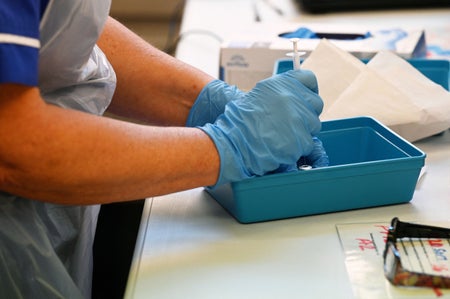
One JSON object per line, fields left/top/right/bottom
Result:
{"left": 0, "top": 33, "right": 40, "bottom": 48}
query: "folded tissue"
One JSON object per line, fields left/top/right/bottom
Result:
{"left": 301, "top": 39, "right": 450, "bottom": 142}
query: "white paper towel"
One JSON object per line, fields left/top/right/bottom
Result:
{"left": 301, "top": 39, "right": 450, "bottom": 142}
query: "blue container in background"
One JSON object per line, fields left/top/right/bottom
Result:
{"left": 274, "top": 58, "right": 450, "bottom": 90}
{"left": 207, "top": 117, "right": 426, "bottom": 223}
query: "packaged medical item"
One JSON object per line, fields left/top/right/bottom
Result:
{"left": 219, "top": 22, "right": 426, "bottom": 90}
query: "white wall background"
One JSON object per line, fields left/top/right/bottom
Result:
{"left": 109, "top": 0, "right": 184, "bottom": 50}
{"left": 110, "top": 0, "right": 183, "bottom": 19}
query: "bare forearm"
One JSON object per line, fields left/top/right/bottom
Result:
{"left": 0, "top": 85, "right": 219, "bottom": 204}
{"left": 0, "top": 18, "right": 221, "bottom": 204}
{"left": 98, "top": 17, "right": 214, "bottom": 126}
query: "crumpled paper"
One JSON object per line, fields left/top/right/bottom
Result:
{"left": 301, "top": 39, "right": 450, "bottom": 142}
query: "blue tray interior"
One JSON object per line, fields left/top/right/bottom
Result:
{"left": 320, "top": 127, "right": 405, "bottom": 165}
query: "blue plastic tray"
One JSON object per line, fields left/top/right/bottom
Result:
{"left": 206, "top": 117, "right": 426, "bottom": 223}
{"left": 274, "top": 58, "right": 450, "bottom": 90}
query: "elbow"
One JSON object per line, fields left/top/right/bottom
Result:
{"left": 0, "top": 165, "right": 22, "bottom": 199}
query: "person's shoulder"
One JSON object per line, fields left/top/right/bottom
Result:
{"left": 0, "top": 0, "right": 45, "bottom": 86}
{"left": 0, "top": 0, "right": 44, "bottom": 38}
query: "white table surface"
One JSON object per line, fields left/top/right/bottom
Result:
{"left": 125, "top": 1, "right": 450, "bottom": 298}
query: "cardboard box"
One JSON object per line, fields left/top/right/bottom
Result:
{"left": 219, "top": 23, "right": 426, "bottom": 90}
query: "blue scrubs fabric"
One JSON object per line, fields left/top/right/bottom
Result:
{"left": 0, "top": 0, "right": 115, "bottom": 298}
{"left": 0, "top": 0, "right": 42, "bottom": 85}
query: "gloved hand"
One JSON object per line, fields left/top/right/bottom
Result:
{"left": 186, "top": 80, "right": 243, "bottom": 127}
{"left": 199, "top": 70, "right": 326, "bottom": 187}
{"left": 297, "top": 137, "right": 329, "bottom": 169}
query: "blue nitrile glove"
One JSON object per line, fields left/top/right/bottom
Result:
{"left": 199, "top": 70, "right": 325, "bottom": 187}
{"left": 186, "top": 80, "right": 243, "bottom": 127}
{"left": 297, "top": 137, "right": 329, "bottom": 169}
{"left": 308, "top": 137, "right": 329, "bottom": 167}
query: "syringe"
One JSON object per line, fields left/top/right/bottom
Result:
{"left": 287, "top": 38, "right": 312, "bottom": 170}
{"left": 288, "top": 38, "right": 305, "bottom": 70}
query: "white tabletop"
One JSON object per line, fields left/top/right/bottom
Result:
{"left": 125, "top": 1, "right": 450, "bottom": 298}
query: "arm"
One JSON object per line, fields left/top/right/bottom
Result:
{"left": 99, "top": 17, "right": 214, "bottom": 126}
{"left": 0, "top": 17, "right": 325, "bottom": 205}
{"left": 0, "top": 17, "right": 222, "bottom": 204}
{"left": 0, "top": 84, "right": 220, "bottom": 204}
